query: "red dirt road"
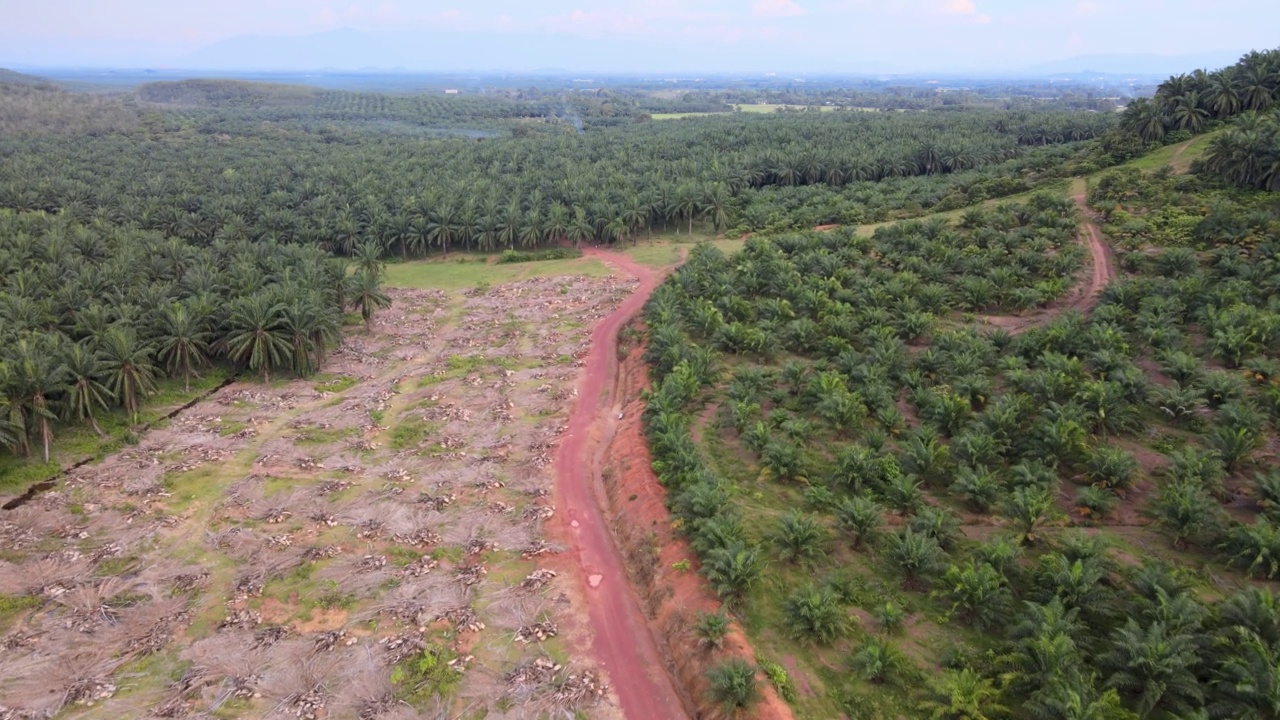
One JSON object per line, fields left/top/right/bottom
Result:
{"left": 553, "top": 248, "right": 690, "bottom": 720}
{"left": 1071, "top": 192, "right": 1116, "bottom": 312}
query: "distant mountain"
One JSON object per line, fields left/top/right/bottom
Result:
{"left": 177, "top": 29, "right": 906, "bottom": 75}
{"left": 0, "top": 68, "right": 54, "bottom": 86}
{"left": 1026, "top": 51, "right": 1247, "bottom": 77}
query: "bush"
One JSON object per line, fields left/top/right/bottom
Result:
{"left": 757, "top": 657, "right": 797, "bottom": 702}
{"left": 495, "top": 247, "right": 582, "bottom": 264}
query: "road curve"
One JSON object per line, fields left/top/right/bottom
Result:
{"left": 554, "top": 248, "right": 689, "bottom": 720}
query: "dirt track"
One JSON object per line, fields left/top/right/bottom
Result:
{"left": 552, "top": 248, "right": 689, "bottom": 719}
{"left": 976, "top": 190, "right": 1115, "bottom": 334}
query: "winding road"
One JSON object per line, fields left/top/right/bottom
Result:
{"left": 976, "top": 188, "right": 1115, "bottom": 334}
{"left": 553, "top": 248, "right": 689, "bottom": 720}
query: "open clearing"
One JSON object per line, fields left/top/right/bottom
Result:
{"left": 0, "top": 272, "right": 640, "bottom": 720}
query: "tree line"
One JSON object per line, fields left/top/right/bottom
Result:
{"left": 0, "top": 80, "right": 1113, "bottom": 257}
{"left": 0, "top": 211, "right": 391, "bottom": 463}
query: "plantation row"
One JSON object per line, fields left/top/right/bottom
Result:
{"left": 0, "top": 211, "right": 390, "bottom": 463}
{"left": 0, "top": 81, "right": 1116, "bottom": 256}
{"left": 641, "top": 185, "right": 1280, "bottom": 717}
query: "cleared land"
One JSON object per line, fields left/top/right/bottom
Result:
{"left": 0, "top": 274, "right": 639, "bottom": 719}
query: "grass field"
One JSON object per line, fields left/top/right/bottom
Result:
{"left": 1124, "top": 131, "right": 1218, "bottom": 173}
{"left": 383, "top": 255, "right": 612, "bottom": 290}
{"left": 650, "top": 112, "right": 718, "bottom": 120}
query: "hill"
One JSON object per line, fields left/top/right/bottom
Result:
{"left": 0, "top": 67, "right": 54, "bottom": 86}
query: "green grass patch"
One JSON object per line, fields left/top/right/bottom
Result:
{"left": 384, "top": 255, "right": 612, "bottom": 290}
{"left": 314, "top": 374, "right": 359, "bottom": 393}
{"left": 391, "top": 643, "right": 464, "bottom": 706}
{"left": 0, "top": 594, "right": 40, "bottom": 629}
{"left": 389, "top": 418, "right": 440, "bottom": 451}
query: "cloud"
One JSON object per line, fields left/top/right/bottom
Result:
{"left": 752, "top": 0, "right": 807, "bottom": 19}
{"left": 1077, "top": 1, "right": 1101, "bottom": 16}
{"left": 539, "top": 9, "right": 650, "bottom": 36}
{"left": 942, "top": 0, "right": 976, "bottom": 14}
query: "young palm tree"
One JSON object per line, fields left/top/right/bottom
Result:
{"left": 919, "top": 669, "right": 1007, "bottom": 720}
{"left": 6, "top": 340, "right": 64, "bottom": 461}
{"left": 706, "top": 659, "right": 759, "bottom": 715}
{"left": 352, "top": 240, "right": 385, "bottom": 278}
{"left": 835, "top": 496, "right": 884, "bottom": 549}
{"left": 1003, "top": 486, "right": 1057, "bottom": 546}
{"left": 99, "top": 327, "right": 157, "bottom": 425}
{"left": 155, "top": 302, "right": 211, "bottom": 392}
{"left": 224, "top": 294, "right": 292, "bottom": 383}
{"left": 781, "top": 583, "right": 849, "bottom": 644}
{"left": 769, "top": 511, "right": 829, "bottom": 565}
{"left": 61, "top": 340, "right": 111, "bottom": 437}
{"left": 347, "top": 269, "right": 392, "bottom": 332}
{"left": 887, "top": 528, "right": 946, "bottom": 589}
{"left": 702, "top": 541, "right": 766, "bottom": 608}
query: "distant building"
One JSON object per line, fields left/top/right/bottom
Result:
{"left": 444, "top": 89, "right": 459, "bottom": 95}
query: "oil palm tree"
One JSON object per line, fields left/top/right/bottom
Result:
{"left": 919, "top": 669, "right": 1006, "bottom": 720}
{"left": 1121, "top": 98, "right": 1167, "bottom": 143}
{"left": 1100, "top": 619, "right": 1204, "bottom": 718}
{"left": 224, "top": 294, "right": 292, "bottom": 382}
{"left": 155, "top": 302, "right": 211, "bottom": 392}
{"left": 99, "top": 326, "right": 157, "bottom": 425}
{"left": 6, "top": 339, "right": 64, "bottom": 461}
{"left": 346, "top": 269, "right": 391, "bottom": 332}
{"left": 61, "top": 340, "right": 111, "bottom": 437}
{"left": 352, "top": 240, "right": 385, "bottom": 278}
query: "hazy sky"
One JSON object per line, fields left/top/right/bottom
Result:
{"left": 2, "top": 0, "right": 1277, "bottom": 71}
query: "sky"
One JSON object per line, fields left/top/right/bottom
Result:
{"left": 1, "top": 0, "right": 1276, "bottom": 73}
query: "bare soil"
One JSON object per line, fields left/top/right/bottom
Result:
{"left": 0, "top": 276, "right": 637, "bottom": 720}
{"left": 599, "top": 342, "right": 796, "bottom": 720}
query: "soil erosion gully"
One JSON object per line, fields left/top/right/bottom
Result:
{"left": 554, "top": 248, "right": 689, "bottom": 720}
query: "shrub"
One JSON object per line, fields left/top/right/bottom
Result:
{"left": 495, "top": 247, "right": 582, "bottom": 263}
{"left": 757, "top": 657, "right": 797, "bottom": 703}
